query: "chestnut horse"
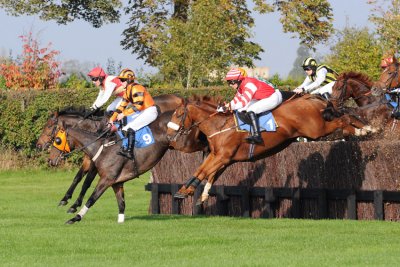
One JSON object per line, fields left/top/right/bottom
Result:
{"left": 167, "top": 95, "right": 371, "bottom": 202}
{"left": 36, "top": 95, "right": 208, "bottom": 216}
{"left": 323, "top": 71, "right": 396, "bottom": 135}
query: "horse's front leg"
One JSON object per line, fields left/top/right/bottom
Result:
{"left": 67, "top": 166, "right": 98, "bottom": 213}
{"left": 59, "top": 156, "right": 93, "bottom": 207}
{"left": 59, "top": 165, "right": 88, "bottom": 206}
{"left": 175, "top": 154, "right": 229, "bottom": 199}
{"left": 66, "top": 177, "right": 113, "bottom": 224}
{"left": 112, "top": 183, "right": 125, "bottom": 223}
{"left": 174, "top": 154, "right": 216, "bottom": 198}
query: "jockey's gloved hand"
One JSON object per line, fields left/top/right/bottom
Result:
{"left": 216, "top": 106, "right": 226, "bottom": 113}
{"left": 84, "top": 106, "right": 99, "bottom": 118}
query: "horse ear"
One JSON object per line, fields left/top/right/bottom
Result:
{"left": 393, "top": 56, "right": 398, "bottom": 63}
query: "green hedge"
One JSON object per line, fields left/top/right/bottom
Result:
{"left": 0, "top": 87, "right": 234, "bottom": 167}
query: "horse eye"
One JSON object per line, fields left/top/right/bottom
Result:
{"left": 54, "top": 137, "right": 62, "bottom": 145}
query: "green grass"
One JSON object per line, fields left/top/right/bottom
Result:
{"left": 1, "top": 169, "right": 400, "bottom": 267}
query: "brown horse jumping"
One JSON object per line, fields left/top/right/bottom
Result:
{"left": 324, "top": 71, "right": 396, "bottom": 135}
{"left": 167, "top": 95, "right": 370, "bottom": 202}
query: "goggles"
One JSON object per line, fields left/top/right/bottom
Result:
{"left": 91, "top": 77, "right": 99, "bottom": 82}
{"left": 119, "top": 78, "right": 128, "bottom": 82}
{"left": 227, "top": 80, "right": 238, "bottom": 85}
{"left": 303, "top": 67, "right": 313, "bottom": 71}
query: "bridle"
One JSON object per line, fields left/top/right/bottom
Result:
{"left": 331, "top": 77, "right": 372, "bottom": 109}
{"left": 167, "top": 102, "right": 218, "bottom": 142}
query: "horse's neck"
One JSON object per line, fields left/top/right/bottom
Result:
{"left": 68, "top": 128, "right": 104, "bottom": 157}
{"left": 189, "top": 104, "right": 231, "bottom": 135}
{"left": 60, "top": 116, "right": 104, "bottom": 132}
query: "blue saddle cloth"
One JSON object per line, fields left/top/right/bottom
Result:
{"left": 114, "top": 113, "right": 155, "bottom": 149}
{"left": 234, "top": 111, "right": 277, "bottom": 132}
{"left": 385, "top": 93, "right": 399, "bottom": 109}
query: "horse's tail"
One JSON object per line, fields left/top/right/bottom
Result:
{"left": 322, "top": 102, "right": 343, "bottom": 121}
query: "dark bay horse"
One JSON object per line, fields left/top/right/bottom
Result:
{"left": 36, "top": 94, "right": 207, "bottom": 215}
{"left": 166, "top": 95, "right": 371, "bottom": 201}
{"left": 45, "top": 106, "right": 207, "bottom": 224}
{"left": 324, "top": 71, "right": 396, "bottom": 135}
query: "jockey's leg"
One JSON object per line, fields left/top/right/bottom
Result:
{"left": 319, "top": 82, "right": 335, "bottom": 100}
{"left": 245, "top": 91, "right": 282, "bottom": 144}
{"left": 245, "top": 111, "right": 262, "bottom": 144}
{"left": 117, "top": 129, "right": 135, "bottom": 159}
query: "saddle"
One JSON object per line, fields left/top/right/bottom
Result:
{"left": 234, "top": 111, "right": 277, "bottom": 132}
{"left": 386, "top": 91, "right": 400, "bottom": 120}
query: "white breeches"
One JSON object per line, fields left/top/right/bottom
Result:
{"left": 106, "top": 97, "right": 124, "bottom": 112}
{"left": 239, "top": 90, "right": 283, "bottom": 114}
{"left": 122, "top": 106, "right": 158, "bottom": 132}
{"left": 310, "top": 82, "right": 335, "bottom": 95}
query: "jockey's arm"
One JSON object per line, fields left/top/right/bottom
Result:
{"left": 293, "top": 77, "right": 311, "bottom": 93}
{"left": 230, "top": 83, "right": 257, "bottom": 110}
{"left": 92, "top": 82, "right": 117, "bottom": 109}
{"left": 303, "top": 68, "right": 328, "bottom": 93}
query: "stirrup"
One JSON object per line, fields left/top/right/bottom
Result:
{"left": 245, "top": 135, "right": 263, "bottom": 144}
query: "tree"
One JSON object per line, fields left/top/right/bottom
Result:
{"left": 288, "top": 45, "right": 311, "bottom": 80}
{"left": 276, "top": 0, "right": 334, "bottom": 50}
{"left": 149, "top": 0, "right": 264, "bottom": 88}
{"left": 0, "top": 0, "right": 335, "bottom": 86}
{"left": 0, "top": 32, "right": 61, "bottom": 90}
{"left": 368, "top": 0, "right": 400, "bottom": 54}
{"left": 324, "top": 27, "right": 382, "bottom": 79}
{"left": 0, "top": 0, "right": 122, "bottom": 27}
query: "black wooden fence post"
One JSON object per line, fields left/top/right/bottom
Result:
{"left": 374, "top": 190, "right": 384, "bottom": 220}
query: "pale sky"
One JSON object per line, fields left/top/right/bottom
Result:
{"left": 0, "top": 1, "right": 374, "bottom": 78}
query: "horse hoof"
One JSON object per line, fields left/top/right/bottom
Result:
{"left": 174, "top": 192, "right": 188, "bottom": 199}
{"left": 58, "top": 200, "right": 68, "bottom": 206}
{"left": 65, "top": 219, "right": 75, "bottom": 225}
{"left": 65, "top": 215, "right": 81, "bottom": 224}
{"left": 67, "top": 207, "right": 77, "bottom": 214}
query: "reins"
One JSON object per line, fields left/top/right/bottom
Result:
{"left": 58, "top": 126, "right": 114, "bottom": 158}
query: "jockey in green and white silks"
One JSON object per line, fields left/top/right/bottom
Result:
{"left": 293, "top": 57, "right": 338, "bottom": 100}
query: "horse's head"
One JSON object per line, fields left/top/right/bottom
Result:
{"left": 36, "top": 112, "right": 59, "bottom": 150}
{"left": 167, "top": 98, "right": 218, "bottom": 150}
{"left": 374, "top": 57, "right": 400, "bottom": 92}
{"left": 330, "top": 72, "right": 373, "bottom": 110}
{"left": 48, "top": 124, "right": 73, "bottom": 166}
{"left": 166, "top": 100, "right": 193, "bottom": 143}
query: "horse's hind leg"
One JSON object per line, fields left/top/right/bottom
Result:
{"left": 67, "top": 165, "right": 98, "bottom": 213}
{"left": 112, "top": 183, "right": 125, "bottom": 223}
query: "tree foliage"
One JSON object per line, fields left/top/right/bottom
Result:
{"left": 0, "top": 32, "right": 61, "bottom": 90}
{"left": 275, "top": 0, "right": 334, "bottom": 50}
{"left": 324, "top": 27, "right": 382, "bottom": 79}
{"left": 0, "top": 0, "right": 122, "bottom": 27}
{"left": 368, "top": 0, "right": 400, "bottom": 54}
{"left": 147, "top": 0, "right": 263, "bottom": 88}
{"left": 0, "top": 0, "right": 335, "bottom": 86}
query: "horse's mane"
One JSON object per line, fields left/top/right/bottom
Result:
{"left": 337, "top": 71, "right": 373, "bottom": 87}
{"left": 188, "top": 94, "right": 223, "bottom": 106}
{"left": 58, "top": 106, "right": 107, "bottom": 120}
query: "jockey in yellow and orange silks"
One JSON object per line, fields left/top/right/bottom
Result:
{"left": 108, "top": 68, "right": 157, "bottom": 159}
{"left": 87, "top": 67, "right": 125, "bottom": 113}
{"left": 224, "top": 67, "right": 282, "bottom": 144}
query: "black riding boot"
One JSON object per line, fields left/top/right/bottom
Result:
{"left": 118, "top": 129, "right": 135, "bottom": 159}
{"left": 322, "top": 92, "right": 330, "bottom": 100}
{"left": 245, "top": 111, "right": 263, "bottom": 144}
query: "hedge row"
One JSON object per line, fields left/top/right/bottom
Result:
{"left": 0, "top": 86, "right": 233, "bottom": 167}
